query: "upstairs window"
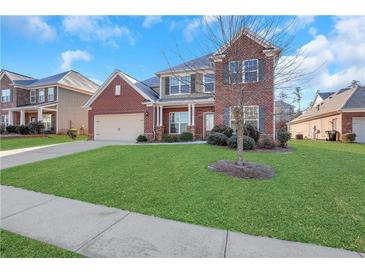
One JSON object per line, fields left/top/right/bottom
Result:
{"left": 243, "top": 59, "right": 258, "bottom": 83}
{"left": 203, "top": 73, "right": 215, "bottom": 93}
{"left": 1, "top": 89, "right": 11, "bottom": 103}
{"left": 170, "top": 76, "right": 191, "bottom": 95}
{"left": 115, "top": 85, "right": 121, "bottom": 96}
{"left": 30, "top": 90, "right": 36, "bottom": 103}
{"left": 48, "top": 87, "right": 55, "bottom": 101}
{"left": 39, "top": 89, "right": 45, "bottom": 103}
{"left": 229, "top": 61, "right": 240, "bottom": 83}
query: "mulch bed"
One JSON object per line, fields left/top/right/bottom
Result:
{"left": 254, "top": 146, "right": 293, "bottom": 153}
{"left": 208, "top": 160, "right": 275, "bottom": 179}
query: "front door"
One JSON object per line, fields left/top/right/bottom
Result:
{"left": 204, "top": 112, "right": 214, "bottom": 139}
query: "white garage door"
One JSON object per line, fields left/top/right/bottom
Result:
{"left": 95, "top": 113, "right": 144, "bottom": 142}
{"left": 352, "top": 117, "right": 365, "bottom": 143}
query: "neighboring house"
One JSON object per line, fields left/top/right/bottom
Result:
{"left": 0, "top": 69, "right": 99, "bottom": 133}
{"left": 275, "top": 100, "right": 295, "bottom": 129}
{"left": 84, "top": 29, "right": 280, "bottom": 142}
{"left": 288, "top": 83, "right": 365, "bottom": 143}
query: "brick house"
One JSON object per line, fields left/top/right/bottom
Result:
{"left": 84, "top": 29, "right": 281, "bottom": 142}
{"left": 288, "top": 84, "right": 365, "bottom": 143}
{"left": 0, "top": 69, "right": 98, "bottom": 133}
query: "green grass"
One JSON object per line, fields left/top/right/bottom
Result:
{"left": 1, "top": 141, "right": 364, "bottom": 252}
{"left": 0, "top": 134, "right": 87, "bottom": 151}
{"left": 0, "top": 229, "right": 83, "bottom": 258}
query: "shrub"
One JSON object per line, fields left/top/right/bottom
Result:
{"left": 162, "top": 134, "right": 179, "bottom": 143}
{"left": 211, "top": 124, "right": 233, "bottom": 138}
{"left": 243, "top": 135, "right": 256, "bottom": 150}
{"left": 136, "top": 134, "right": 148, "bottom": 142}
{"left": 6, "top": 125, "right": 17, "bottom": 133}
{"left": 18, "top": 125, "right": 30, "bottom": 135}
{"left": 277, "top": 129, "right": 291, "bottom": 148}
{"left": 67, "top": 128, "right": 79, "bottom": 140}
{"left": 295, "top": 134, "right": 303, "bottom": 140}
{"left": 342, "top": 133, "right": 356, "bottom": 143}
{"left": 179, "top": 132, "right": 193, "bottom": 142}
{"left": 243, "top": 124, "right": 260, "bottom": 143}
{"left": 28, "top": 121, "right": 44, "bottom": 134}
{"left": 207, "top": 132, "right": 228, "bottom": 146}
{"left": 227, "top": 135, "right": 237, "bottom": 149}
{"left": 257, "top": 136, "right": 275, "bottom": 149}
{"left": 0, "top": 125, "right": 5, "bottom": 134}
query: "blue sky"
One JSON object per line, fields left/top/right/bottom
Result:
{"left": 1, "top": 16, "right": 364, "bottom": 108}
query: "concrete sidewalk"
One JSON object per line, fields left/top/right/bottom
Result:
{"left": 1, "top": 185, "right": 363, "bottom": 258}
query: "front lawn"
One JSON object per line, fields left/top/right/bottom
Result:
{"left": 0, "top": 229, "right": 83, "bottom": 258}
{"left": 1, "top": 141, "right": 364, "bottom": 252}
{"left": 0, "top": 134, "right": 87, "bottom": 151}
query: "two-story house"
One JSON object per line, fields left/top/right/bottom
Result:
{"left": 84, "top": 29, "right": 280, "bottom": 142}
{"left": 0, "top": 69, "right": 99, "bottom": 133}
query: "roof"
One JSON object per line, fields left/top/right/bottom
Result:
{"left": 142, "top": 76, "right": 160, "bottom": 87}
{"left": 157, "top": 95, "right": 214, "bottom": 103}
{"left": 12, "top": 70, "right": 99, "bottom": 94}
{"left": 156, "top": 54, "right": 213, "bottom": 75}
{"left": 275, "top": 100, "right": 294, "bottom": 109}
{"left": 84, "top": 70, "right": 158, "bottom": 108}
{"left": 289, "top": 85, "right": 365, "bottom": 124}
{"left": 0, "top": 69, "right": 35, "bottom": 82}
{"left": 318, "top": 92, "right": 335, "bottom": 100}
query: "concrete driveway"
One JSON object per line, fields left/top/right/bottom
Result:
{"left": 0, "top": 141, "right": 125, "bottom": 170}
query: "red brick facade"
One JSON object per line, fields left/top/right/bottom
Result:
{"left": 342, "top": 112, "right": 365, "bottom": 134}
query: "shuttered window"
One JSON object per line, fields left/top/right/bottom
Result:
{"left": 1, "top": 89, "right": 11, "bottom": 103}
{"left": 203, "top": 73, "right": 215, "bottom": 92}
{"left": 39, "top": 89, "right": 45, "bottom": 103}
{"left": 243, "top": 59, "right": 259, "bottom": 83}
{"left": 169, "top": 76, "right": 191, "bottom": 95}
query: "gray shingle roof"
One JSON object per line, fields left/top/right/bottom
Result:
{"left": 318, "top": 92, "right": 335, "bottom": 100}
{"left": 343, "top": 85, "right": 365, "bottom": 109}
{"left": 156, "top": 53, "right": 213, "bottom": 75}
{"left": 142, "top": 76, "right": 160, "bottom": 87}
{"left": 16, "top": 71, "right": 70, "bottom": 88}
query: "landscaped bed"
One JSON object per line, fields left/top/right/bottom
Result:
{"left": 0, "top": 229, "right": 83, "bottom": 258}
{"left": 1, "top": 141, "right": 364, "bottom": 252}
{"left": 0, "top": 134, "right": 87, "bottom": 151}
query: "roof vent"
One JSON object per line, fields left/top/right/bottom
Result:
{"left": 317, "top": 104, "right": 320, "bottom": 111}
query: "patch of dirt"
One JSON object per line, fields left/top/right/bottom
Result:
{"left": 254, "top": 146, "right": 293, "bottom": 153}
{"left": 208, "top": 160, "right": 275, "bottom": 180}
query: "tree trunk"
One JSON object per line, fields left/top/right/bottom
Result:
{"left": 236, "top": 118, "right": 244, "bottom": 166}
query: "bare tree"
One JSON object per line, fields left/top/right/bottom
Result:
{"left": 292, "top": 86, "right": 303, "bottom": 114}
{"left": 164, "top": 16, "right": 314, "bottom": 165}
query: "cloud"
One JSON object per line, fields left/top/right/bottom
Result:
{"left": 183, "top": 18, "right": 202, "bottom": 42}
{"left": 142, "top": 16, "right": 162, "bottom": 28}
{"left": 3, "top": 16, "right": 56, "bottom": 41}
{"left": 60, "top": 50, "right": 91, "bottom": 71}
{"left": 62, "top": 16, "right": 135, "bottom": 47}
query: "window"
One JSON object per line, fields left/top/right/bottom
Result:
{"left": 169, "top": 112, "right": 188, "bottom": 134}
{"left": 229, "top": 61, "right": 240, "bottom": 83}
{"left": 169, "top": 76, "right": 191, "bottom": 95}
{"left": 42, "top": 114, "right": 52, "bottom": 130}
{"left": 1, "top": 89, "right": 11, "bottom": 103}
{"left": 1, "top": 115, "right": 9, "bottom": 126}
{"left": 39, "top": 89, "right": 45, "bottom": 103}
{"left": 243, "top": 59, "right": 258, "bottom": 83}
{"left": 30, "top": 90, "right": 36, "bottom": 103}
{"left": 115, "top": 85, "right": 121, "bottom": 96}
{"left": 230, "top": 106, "right": 259, "bottom": 130}
{"left": 204, "top": 74, "right": 215, "bottom": 92}
{"left": 48, "top": 87, "right": 55, "bottom": 101}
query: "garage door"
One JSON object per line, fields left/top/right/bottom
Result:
{"left": 95, "top": 113, "right": 144, "bottom": 142}
{"left": 352, "top": 117, "right": 365, "bottom": 143}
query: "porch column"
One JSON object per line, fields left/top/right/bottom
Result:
{"left": 37, "top": 108, "right": 43, "bottom": 122}
{"left": 20, "top": 110, "right": 25, "bottom": 125}
{"left": 188, "top": 104, "right": 191, "bottom": 126}
{"left": 191, "top": 104, "right": 195, "bottom": 126}
{"left": 159, "top": 106, "right": 163, "bottom": 127}
{"left": 8, "top": 110, "right": 13, "bottom": 125}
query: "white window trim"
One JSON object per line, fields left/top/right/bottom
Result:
{"left": 47, "top": 88, "right": 55, "bottom": 102}
{"left": 242, "top": 59, "right": 259, "bottom": 83}
{"left": 230, "top": 105, "right": 259, "bottom": 129}
{"left": 169, "top": 75, "right": 191, "bottom": 95}
{"left": 203, "top": 73, "right": 215, "bottom": 93}
{"left": 1, "top": 89, "right": 11, "bottom": 103}
{"left": 30, "top": 89, "right": 36, "bottom": 103}
{"left": 39, "top": 89, "right": 45, "bottom": 103}
{"left": 115, "top": 85, "right": 121, "bottom": 96}
{"left": 1, "top": 114, "right": 9, "bottom": 126}
{"left": 169, "top": 111, "right": 189, "bottom": 134}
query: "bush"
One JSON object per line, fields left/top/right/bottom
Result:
{"left": 211, "top": 124, "right": 233, "bottom": 138}
{"left": 136, "top": 134, "right": 148, "bottom": 142}
{"left": 28, "top": 121, "right": 44, "bottom": 134}
{"left": 277, "top": 129, "right": 291, "bottom": 148}
{"left": 0, "top": 125, "right": 5, "bottom": 134}
{"left": 243, "top": 135, "right": 256, "bottom": 150}
{"left": 6, "top": 125, "right": 17, "bottom": 133}
{"left": 179, "top": 132, "right": 193, "bottom": 142}
{"left": 67, "top": 128, "right": 79, "bottom": 140}
{"left": 295, "top": 134, "right": 303, "bottom": 140}
{"left": 227, "top": 135, "right": 237, "bottom": 149}
{"left": 342, "top": 133, "right": 356, "bottom": 143}
{"left": 18, "top": 125, "right": 30, "bottom": 135}
{"left": 207, "top": 132, "right": 228, "bottom": 146}
{"left": 243, "top": 124, "right": 260, "bottom": 143}
{"left": 257, "top": 136, "right": 275, "bottom": 149}
{"left": 162, "top": 134, "right": 179, "bottom": 143}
